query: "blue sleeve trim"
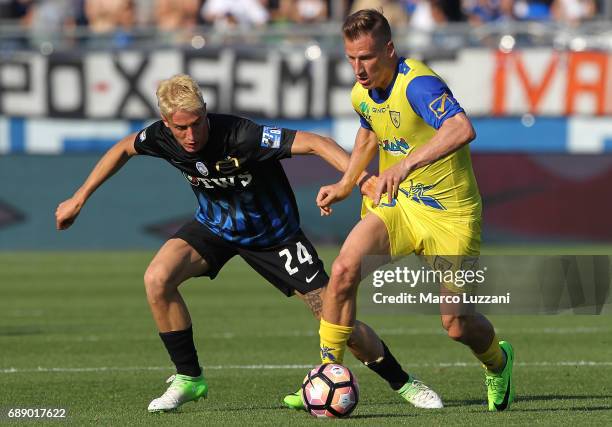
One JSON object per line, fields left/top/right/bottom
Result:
{"left": 358, "top": 113, "right": 372, "bottom": 130}
{"left": 406, "top": 76, "right": 464, "bottom": 129}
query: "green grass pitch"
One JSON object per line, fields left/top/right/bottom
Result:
{"left": 1, "top": 249, "right": 611, "bottom": 425}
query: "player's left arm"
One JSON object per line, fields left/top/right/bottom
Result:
{"left": 245, "top": 122, "right": 353, "bottom": 176}
{"left": 290, "top": 131, "right": 351, "bottom": 174}
{"left": 291, "top": 131, "right": 375, "bottom": 191}
{"left": 291, "top": 131, "right": 375, "bottom": 214}
{"left": 374, "top": 112, "right": 475, "bottom": 204}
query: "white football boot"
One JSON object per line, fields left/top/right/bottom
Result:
{"left": 147, "top": 373, "right": 208, "bottom": 412}
{"left": 397, "top": 377, "right": 444, "bottom": 409}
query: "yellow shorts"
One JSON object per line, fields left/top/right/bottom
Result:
{"left": 361, "top": 196, "right": 482, "bottom": 258}
{"left": 362, "top": 197, "right": 482, "bottom": 293}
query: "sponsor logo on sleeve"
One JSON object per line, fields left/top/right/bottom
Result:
{"left": 261, "top": 126, "right": 282, "bottom": 149}
{"left": 359, "top": 101, "right": 372, "bottom": 122}
{"left": 139, "top": 129, "right": 147, "bottom": 142}
{"left": 428, "top": 92, "right": 454, "bottom": 119}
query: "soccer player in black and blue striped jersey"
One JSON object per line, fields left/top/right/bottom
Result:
{"left": 55, "top": 74, "right": 441, "bottom": 413}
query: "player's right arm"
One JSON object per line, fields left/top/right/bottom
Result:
{"left": 55, "top": 133, "right": 138, "bottom": 230}
{"left": 316, "top": 126, "right": 379, "bottom": 215}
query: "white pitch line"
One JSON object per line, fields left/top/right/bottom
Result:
{"left": 210, "top": 326, "right": 611, "bottom": 338}
{"left": 2, "top": 361, "right": 612, "bottom": 374}
{"left": 18, "top": 326, "right": 610, "bottom": 344}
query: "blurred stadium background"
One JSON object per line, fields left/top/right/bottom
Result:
{"left": 1, "top": 0, "right": 612, "bottom": 250}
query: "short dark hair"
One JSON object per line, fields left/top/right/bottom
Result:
{"left": 342, "top": 9, "right": 392, "bottom": 45}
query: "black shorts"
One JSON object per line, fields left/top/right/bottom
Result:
{"left": 172, "top": 219, "right": 329, "bottom": 296}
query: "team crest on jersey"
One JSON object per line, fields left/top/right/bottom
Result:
{"left": 261, "top": 126, "right": 281, "bottom": 149}
{"left": 196, "top": 161, "right": 209, "bottom": 176}
{"left": 389, "top": 110, "right": 401, "bottom": 128}
{"left": 429, "top": 92, "right": 454, "bottom": 119}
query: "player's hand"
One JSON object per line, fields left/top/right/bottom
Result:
{"left": 316, "top": 181, "right": 352, "bottom": 216}
{"left": 374, "top": 159, "right": 411, "bottom": 205}
{"left": 55, "top": 197, "right": 83, "bottom": 230}
{"left": 358, "top": 173, "right": 379, "bottom": 201}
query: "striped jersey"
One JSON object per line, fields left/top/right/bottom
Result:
{"left": 134, "top": 114, "right": 299, "bottom": 247}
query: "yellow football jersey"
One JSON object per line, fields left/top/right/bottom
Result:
{"left": 352, "top": 58, "right": 481, "bottom": 213}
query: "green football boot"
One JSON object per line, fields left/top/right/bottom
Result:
{"left": 485, "top": 340, "right": 515, "bottom": 411}
{"left": 148, "top": 373, "right": 208, "bottom": 412}
{"left": 283, "top": 389, "right": 305, "bottom": 410}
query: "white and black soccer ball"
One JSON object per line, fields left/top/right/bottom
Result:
{"left": 301, "top": 364, "right": 359, "bottom": 418}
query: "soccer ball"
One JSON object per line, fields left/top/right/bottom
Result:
{"left": 301, "top": 364, "right": 359, "bottom": 418}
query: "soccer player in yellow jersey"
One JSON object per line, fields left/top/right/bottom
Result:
{"left": 315, "top": 9, "right": 515, "bottom": 411}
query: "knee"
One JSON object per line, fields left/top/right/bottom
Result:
{"left": 441, "top": 315, "right": 470, "bottom": 343}
{"left": 143, "top": 265, "right": 175, "bottom": 304}
{"left": 328, "top": 257, "right": 360, "bottom": 300}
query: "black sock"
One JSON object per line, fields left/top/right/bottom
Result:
{"left": 365, "top": 341, "right": 410, "bottom": 391}
{"left": 159, "top": 325, "right": 202, "bottom": 377}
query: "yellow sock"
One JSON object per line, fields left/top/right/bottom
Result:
{"left": 319, "top": 318, "right": 353, "bottom": 364}
{"left": 474, "top": 335, "right": 505, "bottom": 373}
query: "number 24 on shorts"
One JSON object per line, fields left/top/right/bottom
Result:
{"left": 278, "top": 242, "right": 313, "bottom": 275}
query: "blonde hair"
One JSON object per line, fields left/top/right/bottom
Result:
{"left": 156, "top": 74, "right": 205, "bottom": 119}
